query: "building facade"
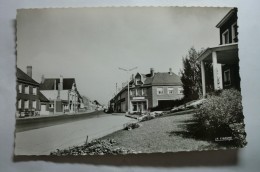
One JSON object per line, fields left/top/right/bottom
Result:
{"left": 110, "top": 68, "right": 184, "bottom": 113}
{"left": 39, "top": 76, "right": 81, "bottom": 114}
{"left": 198, "top": 8, "right": 240, "bottom": 97}
{"left": 16, "top": 66, "right": 40, "bottom": 117}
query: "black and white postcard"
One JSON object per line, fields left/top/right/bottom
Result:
{"left": 15, "top": 7, "right": 247, "bottom": 155}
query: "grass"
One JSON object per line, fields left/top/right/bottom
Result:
{"left": 101, "top": 114, "right": 224, "bottom": 153}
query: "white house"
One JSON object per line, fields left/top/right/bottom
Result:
{"left": 39, "top": 75, "right": 81, "bottom": 114}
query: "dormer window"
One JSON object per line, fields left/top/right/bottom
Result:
{"left": 222, "top": 29, "right": 229, "bottom": 44}
{"left": 135, "top": 74, "right": 143, "bottom": 85}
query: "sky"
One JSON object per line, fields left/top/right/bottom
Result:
{"left": 16, "top": 7, "right": 231, "bottom": 104}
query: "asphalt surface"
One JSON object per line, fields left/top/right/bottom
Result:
{"left": 14, "top": 112, "right": 135, "bottom": 155}
{"left": 15, "top": 110, "right": 108, "bottom": 132}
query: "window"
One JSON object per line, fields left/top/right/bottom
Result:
{"left": 24, "top": 100, "right": 29, "bottom": 109}
{"left": 167, "top": 87, "right": 174, "bottom": 94}
{"left": 178, "top": 87, "right": 184, "bottom": 94}
{"left": 18, "top": 84, "right": 22, "bottom": 93}
{"left": 49, "top": 104, "right": 53, "bottom": 108}
{"left": 18, "top": 99, "right": 22, "bottom": 109}
{"left": 157, "top": 87, "right": 164, "bottom": 95}
{"left": 135, "top": 75, "right": 142, "bottom": 85}
{"left": 224, "top": 69, "right": 231, "bottom": 85}
{"left": 33, "top": 87, "right": 37, "bottom": 95}
{"left": 130, "top": 89, "right": 135, "bottom": 96}
{"left": 25, "top": 85, "right": 29, "bottom": 94}
{"left": 137, "top": 89, "right": 142, "bottom": 96}
{"left": 222, "top": 30, "right": 229, "bottom": 44}
{"left": 32, "top": 100, "right": 37, "bottom": 109}
{"left": 231, "top": 22, "right": 238, "bottom": 43}
{"left": 142, "top": 88, "right": 147, "bottom": 96}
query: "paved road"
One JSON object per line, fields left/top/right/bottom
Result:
{"left": 14, "top": 112, "right": 136, "bottom": 155}
{"left": 16, "top": 111, "right": 108, "bottom": 132}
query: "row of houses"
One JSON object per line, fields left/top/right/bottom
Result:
{"left": 109, "top": 8, "right": 240, "bottom": 114}
{"left": 109, "top": 68, "right": 184, "bottom": 113}
{"left": 16, "top": 66, "right": 86, "bottom": 117}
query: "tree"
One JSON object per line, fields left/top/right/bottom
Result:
{"left": 180, "top": 47, "right": 213, "bottom": 101}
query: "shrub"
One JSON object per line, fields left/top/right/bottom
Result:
{"left": 139, "top": 114, "right": 155, "bottom": 122}
{"left": 192, "top": 89, "right": 246, "bottom": 147}
{"left": 124, "top": 122, "right": 140, "bottom": 130}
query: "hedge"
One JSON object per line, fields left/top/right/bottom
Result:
{"left": 192, "top": 89, "right": 247, "bottom": 147}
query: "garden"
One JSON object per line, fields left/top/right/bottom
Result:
{"left": 187, "top": 89, "right": 247, "bottom": 147}
{"left": 50, "top": 89, "right": 246, "bottom": 155}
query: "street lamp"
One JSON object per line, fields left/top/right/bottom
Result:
{"left": 119, "top": 66, "right": 138, "bottom": 114}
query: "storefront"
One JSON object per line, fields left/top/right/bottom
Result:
{"left": 130, "top": 97, "right": 148, "bottom": 113}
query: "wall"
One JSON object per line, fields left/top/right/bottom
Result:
{"left": 40, "top": 101, "right": 50, "bottom": 115}
{"left": 222, "top": 63, "right": 241, "bottom": 90}
{"left": 152, "top": 86, "right": 184, "bottom": 107}
{"left": 219, "top": 9, "right": 238, "bottom": 45}
{"left": 16, "top": 82, "right": 40, "bottom": 112}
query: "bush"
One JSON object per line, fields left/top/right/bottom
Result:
{"left": 124, "top": 122, "right": 140, "bottom": 130}
{"left": 192, "top": 89, "right": 246, "bottom": 147}
{"left": 139, "top": 114, "right": 155, "bottom": 122}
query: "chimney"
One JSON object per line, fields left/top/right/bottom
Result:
{"left": 27, "top": 66, "right": 32, "bottom": 78}
{"left": 169, "top": 68, "right": 173, "bottom": 75}
{"left": 41, "top": 75, "right": 45, "bottom": 83}
{"left": 150, "top": 68, "right": 154, "bottom": 77}
{"left": 60, "top": 75, "right": 63, "bottom": 90}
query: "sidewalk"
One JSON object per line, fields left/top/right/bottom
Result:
{"left": 16, "top": 110, "right": 96, "bottom": 120}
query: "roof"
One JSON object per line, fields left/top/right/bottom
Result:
{"left": 129, "top": 72, "right": 181, "bottom": 86}
{"left": 197, "top": 43, "right": 238, "bottom": 62}
{"left": 39, "top": 91, "right": 49, "bottom": 102}
{"left": 16, "top": 68, "right": 39, "bottom": 86}
{"left": 114, "top": 71, "right": 182, "bottom": 98}
{"left": 39, "top": 78, "right": 76, "bottom": 90}
{"left": 150, "top": 72, "right": 182, "bottom": 86}
{"left": 216, "top": 8, "right": 237, "bottom": 28}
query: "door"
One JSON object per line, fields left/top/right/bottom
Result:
{"left": 138, "top": 103, "right": 142, "bottom": 113}
{"left": 40, "top": 104, "right": 47, "bottom": 115}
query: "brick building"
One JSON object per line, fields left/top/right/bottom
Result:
{"left": 110, "top": 68, "right": 184, "bottom": 113}
{"left": 16, "top": 66, "right": 40, "bottom": 117}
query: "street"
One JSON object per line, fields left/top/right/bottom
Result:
{"left": 16, "top": 110, "right": 107, "bottom": 132}
{"left": 14, "top": 111, "right": 136, "bottom": 155}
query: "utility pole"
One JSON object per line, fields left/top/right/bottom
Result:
{"left": 116, "top": 83, "right": 118, "bottom": 95}
{"left": 118, "top": 66, "right": 138, "bottom": 114}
